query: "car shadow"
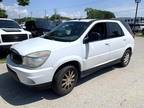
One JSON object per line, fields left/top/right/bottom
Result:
{"left": 0, "top": 72, "right": 60, "bottom": 106}
{"left": 0, "top": 64, "right": 120, "bottom": 106}
{"left": 77, "top": 65, "right": 119, "bottom": 86}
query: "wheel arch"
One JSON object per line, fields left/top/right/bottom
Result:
{"left": 53, "top": 60, "right": 82, "bottom": 81}
{"left": 126, "top": 47, "right": 132, "bottom": 55}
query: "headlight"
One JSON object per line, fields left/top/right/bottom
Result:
{"left": 23, "top": 51, "right": 51, "bottom": 68}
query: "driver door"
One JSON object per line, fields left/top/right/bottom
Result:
{"left": 83, "top": 22, "right": 111, "bottom": 70}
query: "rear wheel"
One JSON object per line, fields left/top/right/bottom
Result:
{"left": 120, "top": 49, "right": 131, "bottom": 67}
{"left": 52, "top": 65, "right": 78, "bottom": 96}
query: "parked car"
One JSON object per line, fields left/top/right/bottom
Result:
{"left": 25, "top": 18, "right": 61, "bottom": 37}
{"left": 0, "top": 18, "right": 31, "bottom": 53}
{"left": 7, "top": 19, "right": 134, "bottom": 96}
{"left": 140, "top": 25, "right": 144, "bottom": 33}
{"left": 20, "top": 23, "right": 26, "bottom": 30}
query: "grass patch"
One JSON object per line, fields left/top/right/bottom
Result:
{"left": 0, "top": 58, "right": 6, "bottom": 63}
{"left": 136, "top": 32, "right": 144, "bottom": 37}
{"left": 0, "top": 50, "right": 9, "bottom": 63}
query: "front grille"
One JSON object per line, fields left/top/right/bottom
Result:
{"left": 1, "top": 34, "right": 28, "bottom": 42}
{"left": 10, "top": 49, "right": 23, "bottom": 65}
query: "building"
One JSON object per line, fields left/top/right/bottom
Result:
{"left": 118, "top": 17, "right": 144, "bottom": 32}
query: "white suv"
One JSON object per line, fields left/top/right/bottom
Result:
{"left": 0, "top": 18, "right": 31, "bottom": 50}
{"left": 7, "top": 19, "right": 134, "bottom": 96}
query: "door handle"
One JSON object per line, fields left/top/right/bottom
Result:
{"left": 123, "top": 39, "right": 126, "bottom": 41}
{"left": 105, "top": 43, "right": 109, "bottom": 45}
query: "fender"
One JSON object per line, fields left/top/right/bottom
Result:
{"left": 53, "top": 56, "right": 83, "bottom": 72}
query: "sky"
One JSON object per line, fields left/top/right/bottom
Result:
{"left": 0, "top": 0, "right": 144, "bottom": 19}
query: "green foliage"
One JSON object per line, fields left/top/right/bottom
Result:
{"left": 50, "top": 14, "right": 71, "bottom": 21}
{"left": 0, "top": 58, "right": 6, "bottom": 63}
{"left": 61, "top": 16, "right": 71, "bottom": 20}
{"left": 15, "top": 17, "right": 33, "bottom": 24}
{"left": 85, "top": 8, "right": 115, "bottom": 19}
{"left": 0, "top": 8, "right": 8, "bottom": 18}
{"left": 17, "top": 0, "right": 30, "bottom": 6}
{"left": 50, "top": 14, "right": 61, "bottom": 21}
{"left": 142, "top": 31, "right": 144, "bottom": 36}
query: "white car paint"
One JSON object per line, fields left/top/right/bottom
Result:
{"left": 0, "top": 18, "right": 31, "bottom": 47}
{"left": 7, "top": 19, "right": 134, "bottom": 86}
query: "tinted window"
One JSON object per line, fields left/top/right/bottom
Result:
{"left": 44, "top": 22, "right": 91, "bottom": 42}
{"left": 107, "top": 22, "right": 124, "bottom": 38}
{"left": 0, "top": 20, "right": 20, "bottom": 28}
{"left": 88, "top": 23, "right": 107, "bottom": 42}
{"left": 120, "top": 20, "right": 134, "bottom": 38}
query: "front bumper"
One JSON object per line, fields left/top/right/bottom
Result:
{"left": 7, "top": 56, "right": 55, "bottom": 86}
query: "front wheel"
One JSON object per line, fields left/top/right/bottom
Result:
{"left": 52, "top": 65, "right": 78, "bottom": 96}
{"left": 120, "top": 49, "right": 131, "bottom": 67}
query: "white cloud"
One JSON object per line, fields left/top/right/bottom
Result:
{"left": 106, "top": 5, "right": 144, "bottom": 17}
{"left": 59, "top": 10, "right": 86, "bottom": 19}
{"left": 0, "top": 3, "right": 29, "bottom": 18}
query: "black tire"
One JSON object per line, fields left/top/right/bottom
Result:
{"left": 120, "top": 49, "right": 131, "bottom": 67}
{"left": 52, "top": 65, "right": 78, "bottom": 96}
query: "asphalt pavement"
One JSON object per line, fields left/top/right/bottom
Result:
{"left": 0, "top": 37, "right": 144, "bottom": 108}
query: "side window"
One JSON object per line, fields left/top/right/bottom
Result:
{"left": 88, "top": 22, "right": 107, "bottom": 42}
{"left": 107, "top": 22, "right": 124, "bottom": 38}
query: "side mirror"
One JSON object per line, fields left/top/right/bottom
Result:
{"left": 83, "top": 36, "right": 89, "bottom": 44}
{"left": 83, "top": 32, "right": 101, "bottom": 44}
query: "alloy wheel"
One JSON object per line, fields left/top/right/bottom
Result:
{"left": 61, "top": 69, "right": 76, "bottom": 90}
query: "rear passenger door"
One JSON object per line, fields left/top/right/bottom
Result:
{"left": 106, "top": 22, "right": 127, "bottom": 61}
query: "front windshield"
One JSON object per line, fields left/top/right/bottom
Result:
{"left": 43, "top": 21, "right": 91, "bottom": 42}
{"left": 0, "top": 20, "right": 20, "bottom": 28}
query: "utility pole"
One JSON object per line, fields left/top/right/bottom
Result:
{"left": 54, "top": 9, "right": 57, "bottom": 21}
{"left": 30, "top": 11, "right": 32, "bottom": 19}
{"left": 133, "top": 0, "right": 141, "bottom": 32}
{"left": 44, "top": 9, "right": 47, "bottom": 18}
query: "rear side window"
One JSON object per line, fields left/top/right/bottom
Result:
{"left": 107, "top": 22, "right": 124, "bottom": 38}
{"left": 120, "top": 20, "right": 135, "bottom": 38}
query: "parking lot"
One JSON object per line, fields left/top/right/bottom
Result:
{"left": 0, "top": 37, "right": 144, "bottom": 108}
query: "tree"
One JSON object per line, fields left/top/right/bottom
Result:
{"left": 15, "top": 17, "right": 32, "bottom": 23}
{"left": 50, "top": 14, "right": 71, "bottom": 21}
{"left": 44, "top": 16, "right": 49, "bottom": 20}
{"left": 85, "top": 8, "right": 115, "bottom": 19}
{"left": 0, "top": 8, "right": 8, "bottom": 18}
{"left": 50, "top": 14, "right": 61, "bottom": 21}
{"left": 60, "top": 16, "right": 71, "bottom": 20}
{"left": 17, "top": 0, "right": 30, "bottom": 6}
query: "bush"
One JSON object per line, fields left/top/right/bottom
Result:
{"left": 142, "top": 32, "right": 144, "bottom": 36}
{"left": 142, "top": 29, "right": 144, "bottom": 36}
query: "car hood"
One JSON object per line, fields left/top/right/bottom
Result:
{"left": 11, "top": 37, "right": 69, "bottom": 56}
{"left": 1, "top": 28, "right": 22, "bottom": 32}
{"left": 0, "top": 28, "right": 31, "bottom": 34}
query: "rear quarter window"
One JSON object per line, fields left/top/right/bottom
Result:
{"left": 120, "top": 20, "right": 135, "bottom": 38}
{"left": 106, "top": 22, "right": 124, "bottom": 38}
